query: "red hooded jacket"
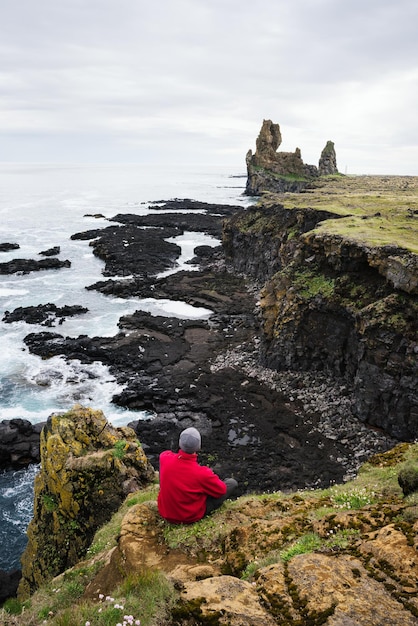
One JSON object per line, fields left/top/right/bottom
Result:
{"left": 157, "top": 449, "right": 227, "bottom": 524}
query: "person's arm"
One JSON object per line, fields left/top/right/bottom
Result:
{"left": 199, "top": 466, "right": 227, "bottom": 497}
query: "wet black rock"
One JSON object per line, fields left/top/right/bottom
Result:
{"left": 39, "top": 246, "right": 60, "bottom": 257}
{"left": 0, "top": 568, "right": 21, "bottom": 604}
{"left": 0, "top": 419, "right": 43, "bottom": 468}
{"left": 3, "top": 303, "right": 88, "bottom": 326}
{"left": 71, "top": 200, "right": 244, "bottom": 280}
{"left": 71, "top": 224, "right": 181, "bottom": 277}
{"left": 0, "top": 243, "right": 20, "bottom": 252}
{"left": 0, "top": 258, "right": 71, "bottom": 275}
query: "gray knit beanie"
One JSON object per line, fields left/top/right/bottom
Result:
{"left": 179, "top": 427, "right": 201, "bottom": 454}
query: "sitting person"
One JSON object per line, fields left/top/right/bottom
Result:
{"left": 157, "top": 427, "right": 238, "bottom": 524}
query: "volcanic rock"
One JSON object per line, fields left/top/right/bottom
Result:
{"left": 0, "top": 243, "right": 20, "bottom": 252}
{"left": 3, "top": 303, "right": 88, "bottom": 326}
{"left": 0, "top": 419, "right": 43, "bottom": 468}
{"left": 318, "top": 139, "right": 339, "bottom": 175}
{"left": 0, "top": 257, "right": 71, "bottom": 274}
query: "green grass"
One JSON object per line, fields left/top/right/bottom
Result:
{"left": 312, "top": 213, "right": 418, "bottom": 254}
{"left": 274, "top": 174, "right": 418, "bottom": 253}
{"left": 241, "top": 528, "right": 361, "bottom": 579}
{"left": 112, "top": 439, "right": 128, "bottom": 460}
{"left": 37, "top": 569, "right": 175, "bottom": 626}
{"left": 330, "top": 487, "right": 378, "bottom": 510}
{"left": 280, "top": 532, "right": 323, "bottom": 562}
{"left": 292, "top": 268, "right": 335, "bottom": 299}
{"left": 161, "top": 507, "right": 231, "bottom": 552}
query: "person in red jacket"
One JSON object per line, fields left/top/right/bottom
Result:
{"left": 157, "top": 427, "right": 238, "bottom": 524}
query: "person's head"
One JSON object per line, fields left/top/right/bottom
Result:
{"left": 179, "top": 427, "right": 201, "bottom": 454}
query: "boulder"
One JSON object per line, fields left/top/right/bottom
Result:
{"left": 0, "top": 419, "right": 43, "bottom": 468}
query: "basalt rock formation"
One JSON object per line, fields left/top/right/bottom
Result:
{"left": 223, "top": 200, "right": 417, "bottom": 441}
{"left": 18, "top": 405, "right": 155, "bottom": 599}
{"left": 318, "top": 139, "right": 339, "bottom": 175}
{"left": 246, "top": 119, "right": 338, "bottom": 195}
{"left": 10, "top": 196, "right": 404, "bottom": 498}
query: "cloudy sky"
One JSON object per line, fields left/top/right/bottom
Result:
{"left": 1, "top": 0, "right": 417, "bottom": 174}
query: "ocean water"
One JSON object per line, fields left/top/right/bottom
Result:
{"left": 0, "top": 162, "right": 250, "bottom": 571}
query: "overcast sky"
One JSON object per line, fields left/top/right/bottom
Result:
{"left": 1, "top": 0, "right": 417, "bottom": 174}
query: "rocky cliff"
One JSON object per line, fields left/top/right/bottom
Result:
{"left": 17, "top": 405, "right": 155, "bottom": 599}
{"left": 223, "top": 178, "right": 417, "bottom": 441}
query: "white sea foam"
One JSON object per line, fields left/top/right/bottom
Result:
{"left": 0, "top": 288, "right": 29, "bottom": 297}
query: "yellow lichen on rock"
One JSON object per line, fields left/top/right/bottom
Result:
{"left": 18, "top": 405, "right": 155, "bottom": 599}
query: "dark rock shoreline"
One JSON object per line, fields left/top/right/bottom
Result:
{"left": 1, "top": 200, "right": 397, "bottom": 493}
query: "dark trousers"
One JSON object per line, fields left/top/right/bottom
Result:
{"left": 205, "top": 478, "right": 238, "bottom": 516}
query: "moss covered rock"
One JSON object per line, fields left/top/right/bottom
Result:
{"left": 18, "top": 405, "right": 155, "bottom": 599}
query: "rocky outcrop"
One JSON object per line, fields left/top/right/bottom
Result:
{"left": 0, "top": 257, "right": 71, "bottom": 274}
{"left": 223, "top": 202, "right": 418, "bottom": 441}
{"left": 318, "top": 139, "right": 338, "bottom": 175}
{"left": 245, "top": 120, "right": 338, "bottom": 195}
{"left": 0, "top": 242, "right": 19, "bottom": 252}
{"left": 71, "top": 199, "right": 243, "bottom": 279}
{"left": 39, "top": 246, "right": 60, "bottom": 257}
{"left": 81, "top": 443, "right": 418, "bottom": 625}
{"left": 0, "top": 419, "right": 43, "bottom": 468}
{"left": 18, "top": 405, "right": 155, "bottom": 599}
{"left": 3, "top": 303, "right": 88, "bottom": 326}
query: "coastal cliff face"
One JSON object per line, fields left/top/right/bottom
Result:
{"left": 18, "top": 406, "right": 155, "bottom": 599}
{"left": 223, "top": 199, "right": 418, "bottom": 441}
